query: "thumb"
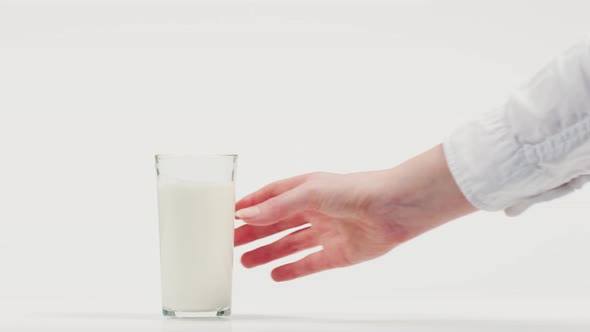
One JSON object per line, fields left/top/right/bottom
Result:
{"left": 235, "top": 186, "right": 316, "bottom": 226}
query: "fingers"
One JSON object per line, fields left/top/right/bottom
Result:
{"left": 271, "top": 250, "right": 340, "bottom": 282}
{"left": 234, "top": 215, "right": 309, "bottom": 247}
{"left": 241, "top": 227, "right": 319, "bottom": 268}
{"left": 236, "top": 185, "right": 317, "bottom": 226}
{"left": 236, "top": 174, "right": 310, "bottom": 211}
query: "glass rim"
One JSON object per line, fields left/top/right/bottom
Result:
{"left": 155, "top": 154, "right": 238, "bottom": 160}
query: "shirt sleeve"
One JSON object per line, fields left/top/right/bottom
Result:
{"left": 443, "top": 36, "right": 590, "bottom": 216}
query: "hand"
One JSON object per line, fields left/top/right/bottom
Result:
{"left": 234, "top": 145, "right": 477, "bottom": 281}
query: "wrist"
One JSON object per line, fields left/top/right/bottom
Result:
{"left": 383, "top": 144, "right": 477, "bottom": 239}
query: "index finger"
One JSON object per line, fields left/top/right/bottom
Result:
{"left": 236, "top": 173, "right": 310, "bottom": 211}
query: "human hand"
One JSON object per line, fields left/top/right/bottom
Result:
{"left": 234, "top": 145, "right": 477, "bottom": 281}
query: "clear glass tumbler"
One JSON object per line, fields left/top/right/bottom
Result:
{"left": 155, "top": 154, "right": 237, "bottom": 318}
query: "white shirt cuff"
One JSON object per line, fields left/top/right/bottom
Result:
{"left": 443, "top": 37, "right": 590, "bottom": 216}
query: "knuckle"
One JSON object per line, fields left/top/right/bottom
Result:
{"left": 262, "top": 200, "right": 282, "bottom": 218}
{"left": 307, "top": 171, "right": 333, "bottom": 181}
{"left": 299, "top": 184, "right": 322, "bottom": 210}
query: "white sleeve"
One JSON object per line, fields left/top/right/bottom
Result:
{"left": 443, "top": 37, "right": 590, "bottom": 216}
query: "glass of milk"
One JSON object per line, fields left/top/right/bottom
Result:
{"left": 155, "top": 154, "right": 237, "bottom": 318}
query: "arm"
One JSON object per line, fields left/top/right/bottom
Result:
{"left": 235, "top": 145, "right": 476, "bottom": 281}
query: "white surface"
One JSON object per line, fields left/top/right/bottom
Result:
{"left": 2, "top": 315, "right": 590, "bottom": 332}
{"left": 2, "top": 0, "right": 590, "bottom": 330}
{"left": 2, "top": 296, "right": 590, "bottom": 331}
{"left": 2, "top": 300, "right": 590, "bottom": 332}
{"left": 158, "top": 181, "right": 234, "bottom": 312}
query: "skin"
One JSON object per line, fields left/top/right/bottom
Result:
{"left": 234, "top": 144, "right": 478, "bottom": 282}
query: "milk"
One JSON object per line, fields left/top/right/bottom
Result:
{"left": 157, "top": 181, "right": 234, "bottom": 312}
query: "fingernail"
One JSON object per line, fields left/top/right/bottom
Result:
{"left": 235, "top": 206, "right": 260, "bottom": 219}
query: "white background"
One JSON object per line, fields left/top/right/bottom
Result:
{"left": 1, "top": 0, "right": 590, "bottom": 331}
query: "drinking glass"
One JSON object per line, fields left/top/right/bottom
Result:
{"left": 155, "top": 154, "right": 237, "bottom": 318}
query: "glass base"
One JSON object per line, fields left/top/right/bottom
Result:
{"left": 162, "top": 307, "right": 231, "bottom": 318}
